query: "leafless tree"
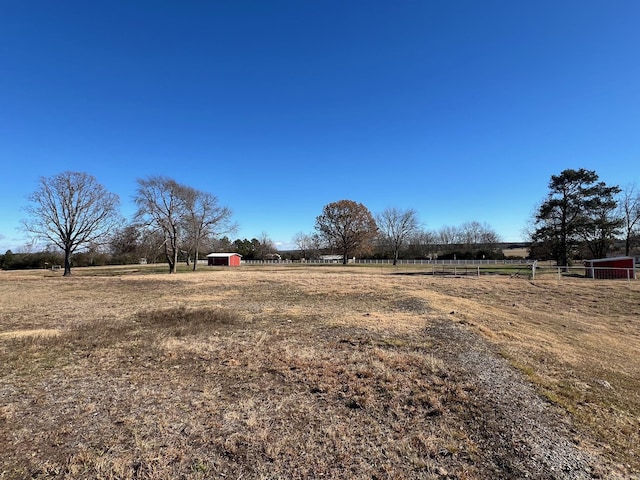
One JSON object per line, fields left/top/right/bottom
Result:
{"left": 479, "top": 226, "right": 501, "bottom": 250}
{"left": 182, "top": 188, "right": 234, "bottom": 270}
{"left": 293, "top": 232, "right": 314, "bottom": 260}
{"left": 460, "top": 221, "right": 501, "bottom": 256}
{"left": 138, "top": 228, "right": 166, "bottom": 264}
{"left": 315, "top": 200, "right": 378, "bottom": 264}
{"left": 293, "top": 232, "right": 324, "bottom": 260}
{"left": 376, "top": 207, "right": 420, "bottom": 265}
{"left": 618, "top": 183, "right": 640, "bottom": 256}
{"left": 22, "top": 171, "right": 120, "bottom": 276}
{"left": 437, "top": 225, "right": 461, "bottom": 255}
{"left": 134, "top": 176, "right": 188, "bottom": 273}
{"left": 253, "top": 232, "right": 276, "bottom": 260}
{"left": 406, "top": 229, "right": 438, "bottom": 259}
{"left": 460, "top": 221, "right": 483, "bottom": 245}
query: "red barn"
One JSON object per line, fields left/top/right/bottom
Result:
{"left": 206, "top": 253, "right": 242, "bottom": 267}
{"left": 584, "top": 256, "right": 636, "bottom": 279}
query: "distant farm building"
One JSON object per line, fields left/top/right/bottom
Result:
{"left": 584, "top": 256, "right": 636, "bottom": 279}
{"left": 206, "top": 253, "right": 242, "bottom": 267}
{"left": 319, "top": 255, "right": 344, "bottom": 263}
{"left": 264, "top": 253, "right": 282, "bottom": 262}
{"left": 319, "top": 255, "right": 355, "bottom": 263}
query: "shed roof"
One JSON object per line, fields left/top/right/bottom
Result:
{"left": 584, "top": 256, "right": 633, "bottom": 264}
{"left": 206, "top": 253, "right": 242, "bottom": 258}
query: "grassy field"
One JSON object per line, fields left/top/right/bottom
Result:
{"left": 1, "top": 265, "right": 638, "bottom": 479}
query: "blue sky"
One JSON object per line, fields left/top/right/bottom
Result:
{"left": 1, "top": 1, "right": 639, "bottom": 252}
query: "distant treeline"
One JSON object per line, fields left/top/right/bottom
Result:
{"left": 2, "top": 239, "right": 635, "bottom": 271}
{"left": 1, "top": 241, "right": 525, "bottom": 271}
{"left": 0, "top": 250, "right": 111, "bottom": 270}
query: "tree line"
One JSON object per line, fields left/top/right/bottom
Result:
{"left": 292, "top": 168, "right": 640, "bottom": 266}
{"left": 293, "top": 207, "right": 503, "bottom": 265}
{"left": 8, "top": 168, "right": 640, "bottom": 274}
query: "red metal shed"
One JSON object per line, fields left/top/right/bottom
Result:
{"left": 584, "top": 256, "right": 635, "bottom": 279}
{"left": 206, "top": 253, "right": 242, "bottom": 267}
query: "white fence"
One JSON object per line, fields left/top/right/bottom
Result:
{"left": 532, "top": 264, "right": 636, "bottom": 281}
{"left": 240, "top": 258, "right": 637, "bottom": 281}
{"left": 354, "top": 259, "right": 533, "bottom": 265}
{"left": 242, "top": 258, "right": 533, "bottom": 266}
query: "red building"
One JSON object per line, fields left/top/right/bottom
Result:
{"left": 206, "top": 253, "right": 242, "bottom": 267}
{"left": 584, "top": 256, "right": 636, "bottom": 279}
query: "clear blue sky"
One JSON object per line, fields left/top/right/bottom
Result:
{"left": 1, "top": 1, "right": 639, "bottom": 252}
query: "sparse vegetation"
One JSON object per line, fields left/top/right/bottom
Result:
{"left": 1, "top": 266, "right": 638, "bottom": 478}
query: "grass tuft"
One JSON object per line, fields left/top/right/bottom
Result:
{"left": 135, "top": 306, "right": 240, "bottom": 336}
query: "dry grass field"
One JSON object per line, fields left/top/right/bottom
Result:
{"left": 1, "top": 265, "right": 638, "bottom": 479}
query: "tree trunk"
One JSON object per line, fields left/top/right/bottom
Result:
{"left": 63, "top": 247, "right": 72, "bottom": 276}
{"left": 559, "top": 232, "right": 568, "bottom": 271}
{"left": 172, "top": 240, "right": 179, "bottom": 273}
{"left": 166, "top": 253, "right": 175, "bottom": 273}
{"left": 164, "top": 239, "right": 176, "bottom": 273}
{"left": 626, "top": 236, "right": 631, "bottom": 257}
{"left": 171, "top": 247, "right": 178, "bottom": 273}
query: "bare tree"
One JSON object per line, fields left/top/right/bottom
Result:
{"left": 248, "top": 232, "right": 275, "bottom": 260}
{"left": 618, "top": 183, "right": 640, "bottom": 256}
{"left": 22, "top": 171, "right": 120, "bottom": 276}
{"left": 460, "top": 221, "right": 483, "bottom": 246}
{"left": 460, "top": 221, "right": 501, "bottom": 257}
{"left": 138, "top": 228, "right": 166, "bottom": 264}
{"left": 109, "top": 224, "right": 143, "bottom": 264}
{"left": 293, "top": 232, "right": 314, "bottom": 260}
{"left": 479, "top": 224, "right": 501, "bottom": 251}
{"left": 134, "top": 176, "right": 188, "bottom": 274}
{"left": 293, "top": 232, "right": 324, "bottom": 260}
{"left": 315, "top": 200, "right": 378, "bottom": 264}
{"left": 376, "top": 207, "right": 420, "bottom": 265}
{"left": 182, "top": 189, "right": 234, "bottom": 270}
{"left": 406, "top": 229, "right": 438, "bottom": 259}
{"left": 437, "top": 225, "right": 461, "bottom": 256}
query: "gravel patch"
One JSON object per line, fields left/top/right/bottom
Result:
{"left": 425, "top": 319, "right": 622, "bottom": 479}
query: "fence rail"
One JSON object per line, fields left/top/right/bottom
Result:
{"left": 243, "top": 258, "right": 534, "bottom": 265}
{"left": 239, "top": 258, "right": 637, "bottom": 281}
{"left": 533, "top": 265, "right": 636, "bottom": 281}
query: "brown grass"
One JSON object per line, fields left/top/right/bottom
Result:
{"left": 0, "top": 265, "right": 638, "bottom": 479}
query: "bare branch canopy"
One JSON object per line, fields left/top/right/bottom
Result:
{"left": 22, "top": 171, "right": 121, "bottom": 275}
